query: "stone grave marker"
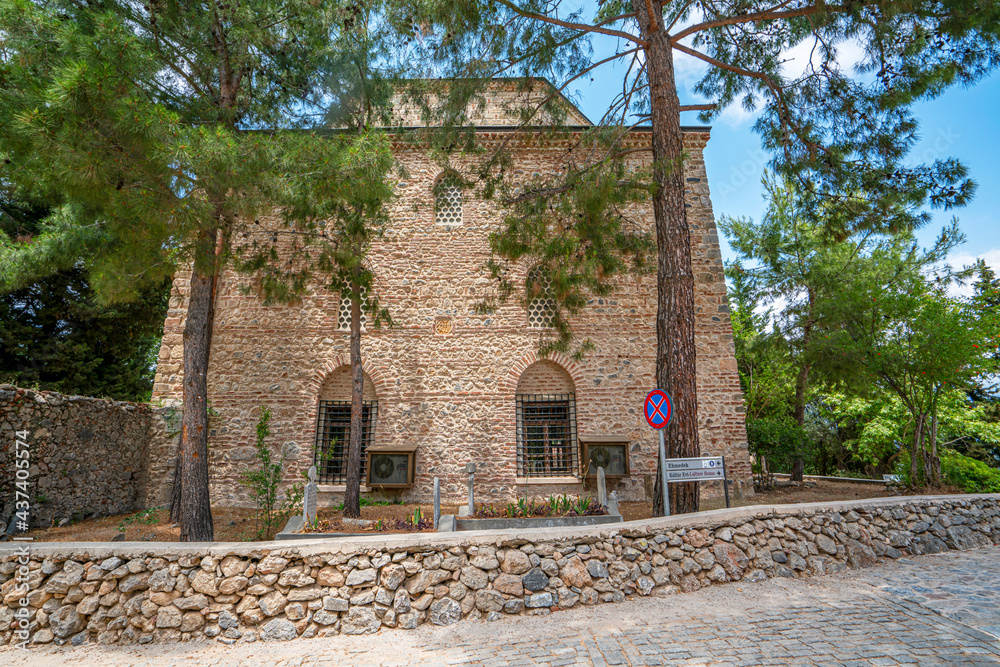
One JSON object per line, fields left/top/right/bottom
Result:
{"left": 465, "top": 462, "right": 476, "bottom": 516}
{"left": 597, "top": 467, "right": 607, "bottom": 507}
{"left": 433, "top": 477, "right": 441, "bottom": 529}
{"left": 303, "top": 465, "right": 318, "bottom": 526}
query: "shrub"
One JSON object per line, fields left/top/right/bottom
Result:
{"left": 746, "top": 418, "right": 809, "bottom": 486}
{"left": 941, "top": 449, "right": 1000, "bottom": 493}
{"left": 238, "top": 406, "right": 303, "bottom": 540}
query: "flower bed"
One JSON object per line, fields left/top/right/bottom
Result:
{"left": 473, "top": 495, "right": 608, "bottom": 519}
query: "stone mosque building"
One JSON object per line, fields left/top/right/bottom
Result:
{"left": 148, "top": 81, "right": 751, "bottom": 507}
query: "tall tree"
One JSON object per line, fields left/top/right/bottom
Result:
{"left": 0, "top": 1, "right": 395, "bottom": 539}
{"left": 0, "top": 196, "right": 170, "bottom": 401}
{"left": 822, "top": 230, "right": 1000, "bottom": 486}
{"left": 399, "top": 0, "right": 998, "bottom": 514}
{"left": 720, "top": 176, "right": 896, "bottom": 480}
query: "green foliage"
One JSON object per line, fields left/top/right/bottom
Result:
{"left": 238, "top": 406, "right": 304, "bottom": 541}
{"left": 746, "top": 418, "right": 809, "bottom": 486}
{"left": 940, "top": 450, "right": 1000, "bottom": 493}
{"left": 477, "top": 130, "right": 656, "bottom": 356}
{"left": 725, "top": 258, "right": 795, "bottom": 421}
{"left": 0, "top": 199, "right": 170, "bottom": 401}
{"left": 117, "top": 507, "right": 160, "bottom": 533}
{"left": 331, "top": 497, "right": 400, "bottom": 512}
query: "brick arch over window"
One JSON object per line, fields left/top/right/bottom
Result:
{"left": 506, "top": 352, "right": 584, "bottom": 395}
{"left": 305, "top": 355, "right": 387, "bottom": 398}
{"left": 318, "top": 365, "right": 377, "bottom": 401}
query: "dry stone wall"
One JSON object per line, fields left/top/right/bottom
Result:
{"left": 2, "top": 495, "right": 996, "bottom": 646}
{"left": 0, "top": 386, "right": 178, "bottom": 527}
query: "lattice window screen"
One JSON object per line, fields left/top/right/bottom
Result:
{"left": 337, "top": 288, "right": 367, "bottom": 331}
{"left": 526, "top": 266, "right": 556, "bottom": 328}
{"left": 434, "top": 173, "right": 463, "bottom": 226}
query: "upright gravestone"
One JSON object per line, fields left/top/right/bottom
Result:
{"left": 596, "top": 467, "right": 607, "bottom": 508}
{"left": 303, "top": 465, "right": 318, "bottom": 526}
{"left": 433, "top": 477, "right": 441, "bottom": 529}
{"left": 464, "top": 462, "right": 476, "bottom": 516}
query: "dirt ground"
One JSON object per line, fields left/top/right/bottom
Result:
{"left": 13, "top": 479, "right": 960, "bottom": 543}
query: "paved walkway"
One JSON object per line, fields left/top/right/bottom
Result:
{"left": 4, "top": 546, "right": 999, "bottom": 666}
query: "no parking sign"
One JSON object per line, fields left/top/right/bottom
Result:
{"left": 644, "top": 389, "right": 673, "bottom": 429}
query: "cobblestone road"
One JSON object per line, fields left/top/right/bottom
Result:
{"left": 4, "top": 546, "right": 998, "bottom": 667}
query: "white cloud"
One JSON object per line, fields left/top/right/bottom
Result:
{"left": 941, "top": 248, "right": 1000, "bottom": 296}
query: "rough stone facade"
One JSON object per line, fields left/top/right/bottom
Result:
{"left": 150, "top": 88, "right": 751, "bottom": 507}
{"left": 2, "top": 495, "right": 997, "bottom": 646}
{"left": 0, "top": 386, "right": 176, "bottom": 527}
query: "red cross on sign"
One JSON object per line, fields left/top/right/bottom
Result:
{"left": 644, "top": 389, "right": 673, "bottom": 429}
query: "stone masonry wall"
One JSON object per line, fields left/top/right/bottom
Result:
{"left": 2, "top": 495, "right": 997, "bottom": 646}
{"left": 150, "top": 127, "right": 752, "bottom": 508}
{"left": 0, "top": 386, "right": 151, "bottom": 528}
{"left": 0, "top": 386, "right": 182, "bottom": 523}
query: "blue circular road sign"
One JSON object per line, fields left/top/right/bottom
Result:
{"left": 644, "top": 389, "right": 673, "bottom": 429}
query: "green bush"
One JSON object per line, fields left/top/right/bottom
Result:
{"left": 941, "top": 450, "right": 1000, "bottom": 493}
{"left": 238, "top": 406, "right": 304, "bottom": 541}
{"left": 746, "top": 418, "right": 809, "bottom": 486}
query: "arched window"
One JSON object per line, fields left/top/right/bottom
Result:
{"left": 434, "top": 172, "right": 463, "bottom": 226}
{"left": 526, "top": 266, "right": 555, "bottom": 328}
{"left": 314, "top": 366, "right": 378, "bottom": 485}
{"left": 515, "top": 360, "right": 578, "bottom": 477}
{"left": 337, "top": 287, "right": 367, "bottom": 331}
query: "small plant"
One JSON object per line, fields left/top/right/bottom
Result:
{"left": 118, "top": 507, "right": 160, "bottom": 533}
{"left": 411, "top": 507, "right": 423, "bottom": 526}
{"left": 237, "top": 406, "right": 304, "bottom": 541}
{"left": 574, "top": 496, "right": 592, "bottom": 515}
{"left": 559, "top": 494, "right": 573, "bottom": 514}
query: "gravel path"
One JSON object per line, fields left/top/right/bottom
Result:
{"left": 3, "top": 546, "right": 998, "bottom": 666}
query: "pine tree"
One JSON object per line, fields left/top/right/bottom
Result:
{"left": 0, "top": 1, "right": 397, "bottom": 540}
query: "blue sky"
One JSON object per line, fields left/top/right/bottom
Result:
{"left": 560, "top": 31, "right": 1000, "bottom": 274}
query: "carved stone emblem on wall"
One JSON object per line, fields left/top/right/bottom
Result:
{"left": 434, "top": 318, "right": 453, "bottom": 335}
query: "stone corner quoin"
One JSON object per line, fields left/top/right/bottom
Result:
{"left": 1, "top": 494, "right": 997, "bottom": 646}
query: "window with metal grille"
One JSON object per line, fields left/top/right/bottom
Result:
{"left": 516, "top": 394, "right": 577, "bottom": 477}
{"left": 337, "top": 288, "right": 367, "bottom": 331}
{"left": 314, "top": 400, "right": 378, "bottom": 484}
{"left": 526, "top": 266, "right": 556, "bottom": 328}
{"left": 434, "top": 173, "right": 463, "bottom": 226}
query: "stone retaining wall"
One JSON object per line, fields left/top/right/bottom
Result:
{"left": 1, "top": 495, "right": 997, "bottom": 646}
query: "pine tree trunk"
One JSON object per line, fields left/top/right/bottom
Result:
{"left": 343, "top": 281, "right": 364, "bottom": 518}
{"left": 178, "top": 231, "right": 217, "bottom": 542}
{"left": 636, "top": 0, "right": 699, "bottom": 516}
{"left": 169, "top": 454, "right": 181, "bottom": 523}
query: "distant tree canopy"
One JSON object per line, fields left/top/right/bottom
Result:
{"left": 0, "top": 199, "right": 169, "bottom": 401}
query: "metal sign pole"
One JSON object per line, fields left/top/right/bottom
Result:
{"left": 722, "top": 456, "right": 731, "bottom": 509}
{"left": 659, "top": 429, "right": 670, "bottom": 517}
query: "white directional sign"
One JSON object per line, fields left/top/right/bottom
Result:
{"left": 664, "top": 457, "right": 726, "bottom": 483}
